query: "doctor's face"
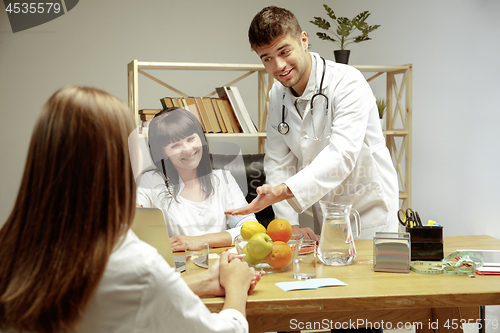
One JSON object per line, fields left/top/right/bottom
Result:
{"left": 162, "top": 133, "right": 203, "bottom": 174}
{"left": 255, "top": 31, "right": 311, "bottom": 96}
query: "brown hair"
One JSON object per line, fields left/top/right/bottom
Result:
{"left": 248, "top": 6, "right": 303, "bottom": 50}
{"left": 0, "top": 86, "right": 136, "bottom": 333}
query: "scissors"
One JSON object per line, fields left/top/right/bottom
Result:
{"left": 398, "top": 208, "right": 422, "bottom": 228}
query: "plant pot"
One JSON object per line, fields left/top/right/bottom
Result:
{"left": 334, "top": 50, "right": 350, "bottom": 64}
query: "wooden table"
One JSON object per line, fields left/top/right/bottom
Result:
{"left": 203, "top": 235, "right": 500, "bottom": 333}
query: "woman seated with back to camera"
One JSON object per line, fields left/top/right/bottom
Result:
{"left": 0, "top": 86, "right": 260, "bottom": 333}
{"left": 137, "top": 107, "right": 256, "bottom": 252}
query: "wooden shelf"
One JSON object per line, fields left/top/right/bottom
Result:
{"left": 206, "top": 132, "right": 267, "bottom": 138}
{"left": 127, "top": 60, "right": 273, "bottom": 153}
{"left": 134, "top": 61, "right": 265, "bottom": 72}
{"left": 352, "top": 64, "right": 411, "bottom": 72}
{"left": 383, "top": 129, "right": 409, "bottom": 136}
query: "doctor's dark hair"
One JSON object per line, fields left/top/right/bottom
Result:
{"left": 0, "top": 86, "right": 136, "bottom": 333}
{"left": 147, "top": 107, "right": 214, "bottom": 201}
{"left": 248, "top": 6, "right": 302, "bottom": 51}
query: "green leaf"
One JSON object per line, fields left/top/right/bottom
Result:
{"left": 310, "top": 17, "right": 331, "bottom": 31}
{"left": 355, "top": 21, "right": 368, "bottom": 31}
{"left": 354, "top": 11, "right": 370, "bottom": 23}
{"left": 323, "top": 4, "right": 336, "bottom": 21}
{"left": 336, "top": 22, "right": 353, "bottom": 38}
{"left": 376, "top": 98, "right": 387, "bottom": 118}
{"left": 353, "top": 35, "right": 370, "bottom": 43}
{"left": 337, "top": 17, "right": 351, "bottom": 27}
{"left": 317, "top": 32, "right": 336, "bottom": 43}
{"left": 363, "top": 24, "right": 381, "bottom": 34}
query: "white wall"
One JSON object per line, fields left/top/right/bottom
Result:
{"left": 1, "top": 0, "right": 500, "bottom": 241}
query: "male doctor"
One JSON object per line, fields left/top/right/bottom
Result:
{"left": 226, "top": 6, "right": 399, "bottom": 240}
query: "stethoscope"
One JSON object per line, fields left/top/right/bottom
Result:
{"left": 278, "top": 56, "right": 329, "bottom": 140}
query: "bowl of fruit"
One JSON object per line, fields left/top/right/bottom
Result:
{"left": 235, "top": 219, "right": 303, "bottom": 273}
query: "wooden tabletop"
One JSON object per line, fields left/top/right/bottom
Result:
{"left": 202, "top": 235, "right": 500, "bottom": 332}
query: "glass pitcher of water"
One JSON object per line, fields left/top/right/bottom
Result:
{"left": 318, "top": 201, "right": 360, "bottom": 266}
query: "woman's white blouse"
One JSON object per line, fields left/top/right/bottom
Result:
{"left": 76, "top": 230, "right": 248, "bottom": 333}
{"left": 136, "top": 169, "right": 255, "bottom": 243}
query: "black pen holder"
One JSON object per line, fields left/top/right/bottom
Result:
{"left": 406, "top": 226, "right": 444, "bottom": 261}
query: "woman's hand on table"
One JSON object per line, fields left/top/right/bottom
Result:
{"left": 219, "top": 252, "right": 258, "bottom": 292}
{"left": 201, "top": 252, "right": 263, "bottom": 297}
{"left": 218, "top": 251, "right": 264, "bottom": 316}
{"left": 170, "top": 233, "right": 233, "bottom": 252}
{"left": 224, "top": 253, "right": 265, "bottom": 294}
{"left": 169, "top": 235, "right": 193, "bottom": 252}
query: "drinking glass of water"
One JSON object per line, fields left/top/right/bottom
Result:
{"left": 185, "top": 241, "right": 209, "bottom": 275}
{"left": 293, "top": 239, "right": 317, "bottom": 280}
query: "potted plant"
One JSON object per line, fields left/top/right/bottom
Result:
{"left": 310, "top": 5, "right": 380, "bottom": 64}
{"left": 376, "top": 97, "right": 387, "bottom": 129}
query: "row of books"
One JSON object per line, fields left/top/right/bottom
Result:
{"left": 138, "top": 86, "right": 257, "bottom": 134}
{"left": 215, "top": 86, "right": 257, "bottom": 133}
{"left": 161, "top": 96, "right": 240, "bottom": 133}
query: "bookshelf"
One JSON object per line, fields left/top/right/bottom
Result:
{"left": 369, "top": 64, "right": 412, "bottom": 209}
{"left": 127, "top": 60, "right": 273, "bottom": 153}
{"left": 127, "top": 61, "right": 412, "bottom": 208}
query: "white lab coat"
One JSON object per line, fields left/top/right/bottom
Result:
{"left": 264, "top": 52, "right": 399, "bottom": 238}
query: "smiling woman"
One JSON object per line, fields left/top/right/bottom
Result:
{"left": 162, "top": 133, "right": 203, "bottom": 179}
{"left": 137, "top": 107, "right": 256, "bottom": 251}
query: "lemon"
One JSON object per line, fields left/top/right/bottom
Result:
{"left": 242, "top": 244, "right": 263, "bottom": 265}
{"left": 240, "top": 221, "right": 266, "bottom": 240}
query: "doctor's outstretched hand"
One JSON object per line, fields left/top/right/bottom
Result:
{"left": 225, "top": 183, "right": 292, "bottom": 216}
{"left": 225, "top": 184, "right": 320, "bottom": 241}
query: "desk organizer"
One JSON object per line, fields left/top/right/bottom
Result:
{"left": 373, "top": 232, "right": 411, "bottom": 273}
{"left": 406, "top": 226, "right": 443, "bottom": 261}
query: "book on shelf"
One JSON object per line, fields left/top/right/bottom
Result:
{"left": 194, "top": 97, "right": 213, "bottom": 133}
{"left": 140, "top": 114, "right": 156, "bottom": 121}
{"left": 216, "top": 87, "right": 248, "bottom": 133}
{"left": 185, "top": 97, "right": 206, "bottom": 132}
{"left": 202, "top": 97, "right": 222, "bottom": 133}
{"left": 212, "top": 98, "right": 234, "bottom": 133}
{"left": 160, "top": 97, "right": 174, "bottom": 109}
{"left": 171, "top": 97, "right": 188, "bottom": 109}
{"left": 216, "top": 86, "right": 257, "bottom": 133}
{"left": 180, "top": 98, "right": 195, "bottom": 113}
{"left": 215, "top": 98, "right": 240, "bottom": 133}
{"left": 229, "top": 86, "right": 257, "bottom": 133}
{"left": 171, "top": 98, "right": 182, "bottom": 108}
{"left": 210, "top": 98, "right": 229, "bottom": 133}
{"left": 179, "top": 98, "right": 193, "bottom": 112}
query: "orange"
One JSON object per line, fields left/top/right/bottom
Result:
{"left": 266, "top": 218, "right": 292, "bottom": 243}
{"left": 265, "top": 241, "right": 293, "bottom": 269}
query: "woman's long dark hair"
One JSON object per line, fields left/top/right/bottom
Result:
{"left": 147, "top": 107, "right": 214, "bottom": 201}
